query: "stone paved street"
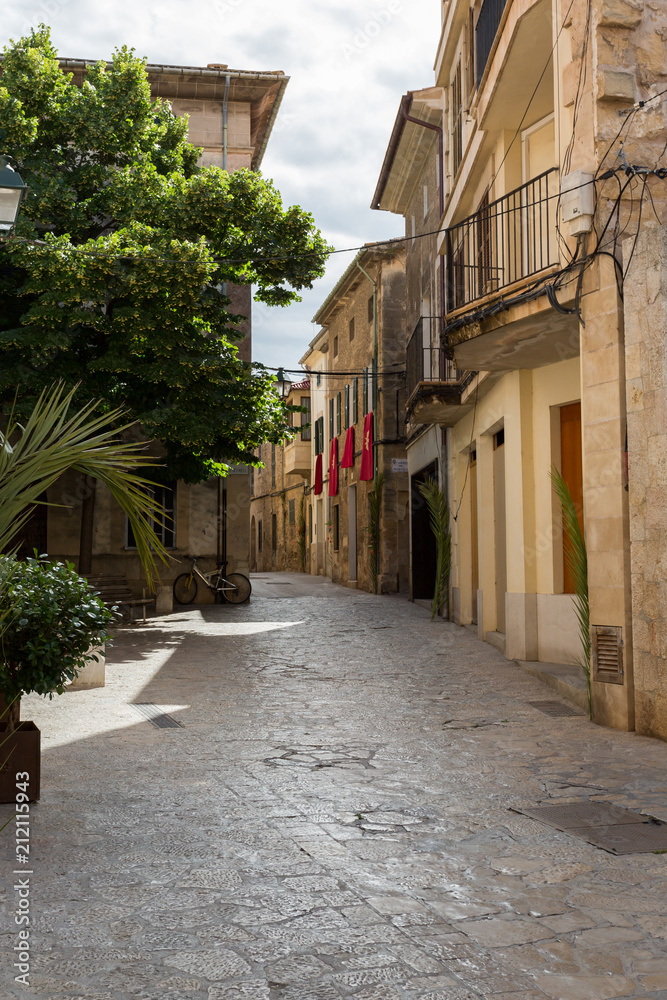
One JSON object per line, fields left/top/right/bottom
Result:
{"left": 2, "top": 573, "right": 667, "bottom": 1000}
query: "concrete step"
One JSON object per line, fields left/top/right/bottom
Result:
{"left": 486, "top": 630, "right": 506, "bottom": 655}
{"left": 515, "top": 659, "right": 588, "bottom": 713}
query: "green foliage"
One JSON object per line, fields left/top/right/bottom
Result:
{"left": 0, "top": 27, "right": 331, "bottom": 482}
{"left": 0, "top": 384, "right": 169, "bottom": 586}
{"left": 550, "top": 466, "right": 591, "bottom": 717}
{"left": 417, "top": 476, "right": 452, "bottom": 620}
{"left": 0, "top": 554, "right": 114, "bottom": 711}
{"left": 367, "top": 474, "right": 384, "bottom": 594}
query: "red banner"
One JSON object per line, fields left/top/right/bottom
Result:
{"left": 341, "top": 426, "right": 355, "bottom": 468}
{"left": 314, "top": 453, "right": 323, "bottom": 495}
{"left": 328, "top": 437, "right": 338, "bottom": 496}
{"left": 360, "top": 412, "right": 374, "bottom": 481}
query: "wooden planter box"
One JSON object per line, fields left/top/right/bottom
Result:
{"left": 0, "top": 722, "right": 40, "bottom": 802}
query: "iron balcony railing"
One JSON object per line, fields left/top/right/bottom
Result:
{"left": 476, "top": 0, "right": 511, "bottom": 86}
{"left": 406, "top": 317, "right": 463, "bottom": 401}
{"left": 444, "top": 168, "right": 559, "bottom": 314}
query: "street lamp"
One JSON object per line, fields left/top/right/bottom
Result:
{"left": 275, "top": 367, "right": 292, "bottom": 399}
{"left": 0, "top": 157, "right": 28, "bottom": 233}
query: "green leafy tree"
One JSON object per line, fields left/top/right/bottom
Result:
{"left": 0, "top": 27, "right": 330, "bottom": 487}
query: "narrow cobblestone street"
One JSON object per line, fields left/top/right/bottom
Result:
{"left": 2, "top": 574, "right": 667, "bottom": 1000}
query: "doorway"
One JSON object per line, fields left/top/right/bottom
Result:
{"left": 250, "top": 516, "right": 256, "bottom": 571}
{"left": 493, "top": 430, "right": 507, "bottom": 633}
{"left": 411, "top": 461, "right": 438, "bottom": 600}
{"left": 11, "top": 491, "right": 48, "bottom": 558}
{"left": 560, "top": 401, "right": 583, "bottom": 593}
{"left": 470, "top": 450, "right": 479, "bottom": 623}
{"left": 348, "top": 484, "right": 357, "bottom": 582}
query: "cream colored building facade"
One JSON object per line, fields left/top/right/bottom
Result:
{"left": 373, "top": 0, "right": 667, "bottom": 737}
{"left": 39, "top": 61, "right": 288, "bottom": 597}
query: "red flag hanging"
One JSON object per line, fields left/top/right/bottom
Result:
{"left": 328, "top": 437, "right": 339, "bottom": 496}
{"left": 360, "top": 412, "right": 374, "bottom": 481}
{"left": 314, "top": 453, "right": 323, "bottom": 495}
{"left": 341, "top": 426, "right": 355, "bottom": 468}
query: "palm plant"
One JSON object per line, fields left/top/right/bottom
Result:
{"left": 0, "top": 385, "right": 170, "bottom": 586}
{"left": 550, "top": 466, "right": 591, "bottom": 717}
{"left": 418, "top": 476, "right": 452, "bottom": 621}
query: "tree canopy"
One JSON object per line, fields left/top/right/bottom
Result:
{"left": 0, "top": 28, "right": 330, "bottom": 481}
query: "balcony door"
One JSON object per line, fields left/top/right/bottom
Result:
{"left": 522, "top": 114, "right": 557, "bottom": 273}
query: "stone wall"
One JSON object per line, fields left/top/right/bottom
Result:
{"left": 624, "top": 224, "right": 667, "bottom": 741}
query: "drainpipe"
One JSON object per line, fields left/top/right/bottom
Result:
{"left": 356, "top": 258, "right": 381, "bottom": 589}
{"left": 400, "top": 97, "right": 446, "bottom": 331}
{"left": 222, "top": 73, "right": 230, "bottom": 171}
{"left": 355, "top": 259, "right": 378, "bottom": 476}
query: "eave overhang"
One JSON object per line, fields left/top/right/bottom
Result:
{"left": 371, "top": 87, "right": 443, "bottom": 216}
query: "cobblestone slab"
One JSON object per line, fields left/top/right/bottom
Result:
{"left": 1, "top": 585, "right": 667, "bottom": 998}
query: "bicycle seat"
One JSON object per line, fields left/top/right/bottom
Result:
{"left": 216, "top": 560, "right": 228, "bottom": 569}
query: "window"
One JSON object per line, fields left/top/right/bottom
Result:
{"left": 344, "top": 385, "right": 350, "bottom": 429}
{"left": 258, "top": 519, "right": 263, "bottom": 552}
{"left": 316, "top": 372, "right": 321, "bottom": 387}
{"left": 271, "top": 444, "right": 276, "bottom": 487}
{"left": 368, "top": 295, "right": 374, "bottom": 323}
{"left": 352, "top": 377, "right": 358, "bottom": 424}
{"left": 451, "top": 59, "right": 463, "bottom": 176}
{"left": 333, "top": 335, "right": 338, "bottom": 358}
{"left": 329, "top": 397, "right": 334, "bottom": 441}
{"left": 272, "top": 513, "right": 277, "bottom": 553}
{"left": 315, "top": 416, "right": 324, "bottom": 455}
{"left": 333, "top": 504, "right": 340, "bottom": 551}
{"left": 336, "top": 392, "right": 341, "bottom": 435}
{"left": 362, "top": 366, "right": 369, "bottom": 416}
{"left": 289, "top": 498, "right": 295, "bottom": 525}
{"left": 423, "top": 183, "right": 429, "bottom": 218}
{"left": 250, "top": 465, "right": 254, "bottom": 494}
{"left": 349, "top": 317, "right": 355, "bottom": 341}
{"left": 465, "top": 7, "right": 476, "bottom": 107}
{"left": 301, "top": 396, "right": 311, "bottom": 441}
{"left": 126, "top": 477, "right": 175, "bottom": 549}
{"left": 493, "top": 427, "right": 505, "bottom": 449}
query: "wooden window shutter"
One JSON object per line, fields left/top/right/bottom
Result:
{"left": 592, "top": 626, "right": 624, "bottom": 685}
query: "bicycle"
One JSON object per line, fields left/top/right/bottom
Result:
{"left": 173, "top": 557, "right": 252, "bottom": 605}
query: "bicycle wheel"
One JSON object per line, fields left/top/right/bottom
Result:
{"left": 173, "top": 572, "right": 197, "bottom": 605}
{"left": 223, "top": 573, "right": 252, "bottom": 604}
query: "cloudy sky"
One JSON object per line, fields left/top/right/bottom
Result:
{"left": 4, "top": 0, "right": 440, "bottom": 374}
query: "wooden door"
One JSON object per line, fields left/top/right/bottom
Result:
{"left": 560, "top": 402, "right": 583, "bottom": 594}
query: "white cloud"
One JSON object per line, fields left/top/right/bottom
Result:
{"left": 2, "top": 0, "right": 440, "bottom": 372}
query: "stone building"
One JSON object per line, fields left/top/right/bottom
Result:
{"left": 37, "top": 61, "right": 288, "bottom": 599}
{"left": 372, "top": 0, "right": 667, "bottom": 737}
{"left": 300, "top": 245, "right": 410, "bottom": 594}
{"left": 249, "top": 379, "right": 311, "bottom": 574}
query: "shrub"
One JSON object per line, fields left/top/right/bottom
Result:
{"left": 0, "top": 555, "right": 114, "bottom": 728}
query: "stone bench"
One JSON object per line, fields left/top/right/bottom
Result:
{"left": 87, "top": 574, "right": 155, "bottom": 623}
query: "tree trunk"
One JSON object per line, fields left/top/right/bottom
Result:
{"left": 0, "top": 693, "right": 20, "bottom": 733}
{"left": 78, "top": 475, "right": 97, "bottom": 576}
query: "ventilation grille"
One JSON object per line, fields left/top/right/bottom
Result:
{"left": 592, "top": 625, "right": 624, "bottom": 685}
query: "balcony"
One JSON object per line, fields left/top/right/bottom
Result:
{"left": 445, "top": 169, "right": 559, "bottom": 313}
{"left": 444, "top": 169, "right": 579, "bottom": 371}
{"left": 406, "top": 317, "right": 475, "bottom": 426}
{"left": 283, "top": 436, "right": 311, "bottom": 479}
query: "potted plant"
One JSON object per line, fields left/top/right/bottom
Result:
{"left": 0, "top": 554, "right": 114, "bottom": 801}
